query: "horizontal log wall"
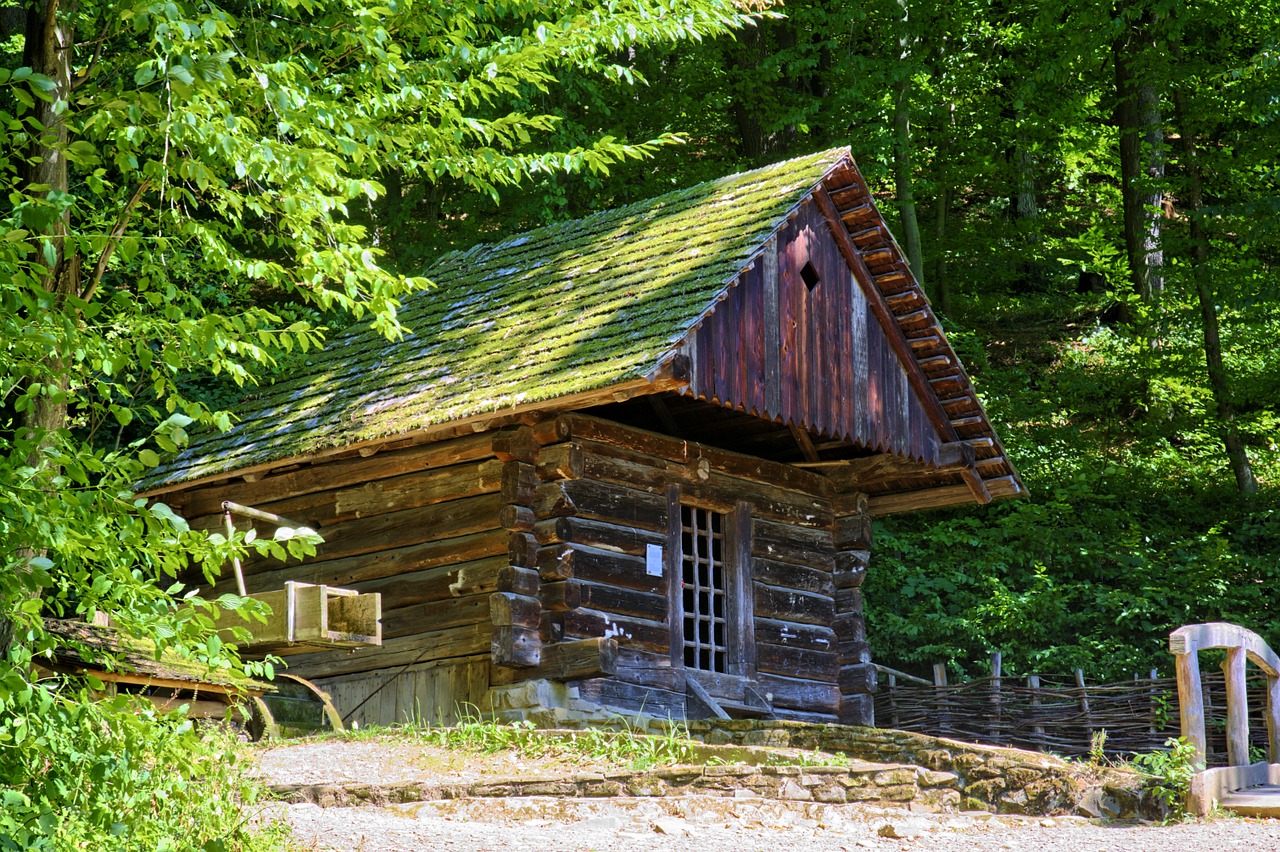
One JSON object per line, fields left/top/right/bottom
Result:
{"left": 171, "top": 434, "right": 505, "bottom": 725}
{"left": 529, "top": 414, "right": 842, "bottom": 722}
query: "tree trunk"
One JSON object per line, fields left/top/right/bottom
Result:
{"left": 1171, "top": 89, "right": 1258, "bottom": 495}
{"left": 1, "top": 0, "right": 77, "bottom": 657}
{"left": 1113, "top": 19, "right": 1164, "bottom": 311}
{"left": 892, "top": 0, "right": 924, "bottom": 286}
{"left": 932, "top": 186, "right": 951, "bottom": 317}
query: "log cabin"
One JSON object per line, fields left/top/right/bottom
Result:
{"left": 141, "top": 148, "right": 1024, "bottom": 728}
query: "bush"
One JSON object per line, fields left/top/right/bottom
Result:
{"left": 0, "top": 670, "right": 288, "bottom": 851}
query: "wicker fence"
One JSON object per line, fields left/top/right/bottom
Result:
{"left": 874, "top": 664, "right": 1275, "bottom": 766}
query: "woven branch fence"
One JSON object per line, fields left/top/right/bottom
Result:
{"left": 874, "top": 665, "right": 1274, "bottom": 766}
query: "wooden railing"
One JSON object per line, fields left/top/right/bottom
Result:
{"left": 1170, "top": 622, "right": 1280, "bottom": 814}
{"left": 1169, "top": 622, "right": 1280, "bottom": 767}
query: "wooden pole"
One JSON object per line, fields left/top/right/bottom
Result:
{"left": 1267, "top": 674, "right": 1280, "bottom": 764}
{"left": 888, "top": 671, "right": 899, "bottom": 729}
{"left": 1223, "top": 646, "right": 1249, "bottom": 767}
{"left": 1174, "top": 650, "right": 1207, "bottom": 768}
{"left": 224, "top": 509, "right": 248, "bottom": 597}
{"left": 989, "top": 651, "right": 1002, "bottom": 743}
{"left": 934, "top": 663, "right": 949, "bottom": 735}
{"left": 1147, "top": 668, "right": 1159, "bottom": 739}
{"left": 1027, "top": 674, "right": 1044, "bottom": 744}
{"left": 1075, "top": 668, "right": 1094, "bottom": 736}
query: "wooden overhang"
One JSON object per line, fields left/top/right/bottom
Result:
{"left": 140, "top": 149, "right": 1023, "bottom": 516}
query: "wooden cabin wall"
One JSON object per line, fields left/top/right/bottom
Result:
{"left": 171, "top": 433, "right": 507, "bottom": 726}
{"left": 518, "top": 412, "right": 847, "bottom": 723}
{"left": 676, "top": 198, "right": 941, "bottom": 466}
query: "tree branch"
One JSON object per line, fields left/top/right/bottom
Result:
{"left": 82, "top": 180, "right": 150, "bottom": 305}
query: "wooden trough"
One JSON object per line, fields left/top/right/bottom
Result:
{"left": 214, "top": 580, "right": 382, "bottom": 656}
{"left": 42, "top": 618, "right": 345, "bottom": 739}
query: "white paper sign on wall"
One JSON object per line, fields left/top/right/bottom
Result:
{"left": 646, "top": 543, "right": 664, "bottom": 576}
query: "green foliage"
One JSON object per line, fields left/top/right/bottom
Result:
{"left": 0, "top": 682, "right": 286, "bottom": 851}
{"left": 1, "top": 0, "right": 755, "bottom": 847}
{"left": 1131, "top": 737, "right": 1203, "bottom": 815}
{"left": 413, "top": 712, "right": 699, "bottom": 771}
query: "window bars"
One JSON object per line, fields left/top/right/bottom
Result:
{"left": 681, "top": 504, "right": 728, "bottom": 673}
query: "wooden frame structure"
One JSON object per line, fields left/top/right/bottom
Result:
{"left": 1170, "top": 621, "right": 1280, "bottom": 815}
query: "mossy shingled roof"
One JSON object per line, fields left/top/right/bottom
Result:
{"left": 148, "top": 149, "right": 851, "bottom": 489}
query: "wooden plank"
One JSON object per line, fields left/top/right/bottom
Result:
{"left": 751, "top": 556, "right": 835, "bottom": 597}
{"left": 230, "top": 530, "right": 506, "bottom": 597}
{"left": 754, "top": 617, "right": 837, "bottom": 652}
{"left": 492, "top": 426, "right": 540, "bottom": 463}
{"left": 561, "top": 607, "right": 669, "bottom": 656}
{"left": 536, "top": 543, "right": 665, "bottom": 594}
{"left": 239, "top": 492, "right": 504, "bottom": 571}
{"left": 557, "top": 414, "right": 831, "bottom": 497}
{"left": 754, "top": 583, "right": 836, "bottom": 626}
{"left": 531, "top": 479, "right": 667, "bottom": 532}
{"left": 350, "top": 555, "right": 505, "bottom": 608}
{"left": 744, "top": 264, "right": 766, "bottom": 415}
{"left": 1223, "top": 646, "right": 1250, "bottom": 766}
{"left": 497, "top": 565, "right": 540, "bottom": 597}
{"left": 866, "top": 483, "right": 976, "bottom": 516}
{"left": 490, "top": 592, "right": 541, "bottom": 630}
{"left": 552, "top": 439, "right": 831, "bottom": 529}
{"left": 187, "top": 458, "right": 503, "bottom": 535}
{"left": 541, "top": 578, "right": 667, "bottom": 621}
{"left": 1175, "top": 650, "right": 1207, "bottom": 768}
{"left": 752, "top": 519, "right": 834, "bottom": 570}
{"left": 833, "top": 550, "right": 869, "bottom": 590}
{"left": 500, "top": 461, "right": 538, "bottom": 505}
{"left": 532, "top": 516, "right": 664, "bottom": 555}
{"left": 380, "top": 592, "right": 489, "bottom": 640}
{"left": 284, "top": 624, "right": 491, "bottom": 679}
{"left": 491, "top": 626, "right": 541, "bottom": 668}
{"left": 763, "top": 234, "right": 782, "bottom": 417}
{"left": 758, "top": 643, "right": 838, "bottom": 681}
{"left": 490, "top": 638, "right": 618, "bottom": 684}
{"left": 173, "top": 432, "right": 497, "bottom": 517}
{"left": 757, "top": 672, "right": 840, "bottom": 712}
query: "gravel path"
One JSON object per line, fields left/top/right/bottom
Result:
{"left": 252, "top": 735, "right": 1280, "bottom": 851}
{"left": 265, "top": 794, "right": 1280, "bottom": 851}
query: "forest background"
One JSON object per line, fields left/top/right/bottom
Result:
{"left": 360, "top": 0, "right": 1280, "bottom": 683}
{"left": 1, "top": 0, "right": 1278, "bottom": 847}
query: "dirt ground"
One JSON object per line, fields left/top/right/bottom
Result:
{"left": 251, "top": 735, "right": 1280, "bottom": 851}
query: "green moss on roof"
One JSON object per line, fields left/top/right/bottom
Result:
{"left": 149, "top": 149, "right": 851, "bottom": 488}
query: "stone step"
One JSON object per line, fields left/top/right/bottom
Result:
{"left": 267, "top": 759, "right": 960, "bottom": 810}
{"left": 1219, "top": 784, "right": 1280, "bottom": 817}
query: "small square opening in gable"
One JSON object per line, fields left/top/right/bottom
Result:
{"left": 800, "top": 260, "right": 821, "bottom": 291}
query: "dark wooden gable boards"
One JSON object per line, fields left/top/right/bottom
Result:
{"left": 676, "top": 196, "right": 941, "bottom": 466}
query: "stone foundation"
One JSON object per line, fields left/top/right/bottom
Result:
{"left": 480, "top": 682, "right": 1163, "bottom": 819}
{"left": 686, "top": 719, "right": 1162, "bottom": 819}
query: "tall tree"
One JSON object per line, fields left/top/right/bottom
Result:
{"left": 1113, "top": 0, "right": 1166, "bottom": 309}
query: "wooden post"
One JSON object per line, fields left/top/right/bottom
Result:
{"left": 1174, "top": 649, "right": 1207, "bottom": 768}
{"left": 1267, "top": 673, "right": 1280, "bottom": 764}
{"left": 1147, "top": 668, "right": 1159, "bottom": 739}
{"left": 887, "top": 671, "right": 899, "bottom": 729}
{"left": 933, "top": 663, "right": 949, "bottom": 736}
{"left": 1027, "top": 674, "right": 1044, "bottom": 745}
{"left": 1075, "top": 668, "right": 1094, "bottom": 738}
{"left": 1223, "top": 646, "right": 1249, "bottom": 767}
{"left": 989, "top": 650, "right": 1002, "bottom": 744}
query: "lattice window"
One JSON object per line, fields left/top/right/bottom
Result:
{"left": 680, "top": 504, "right": 729, "bottom": 673}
